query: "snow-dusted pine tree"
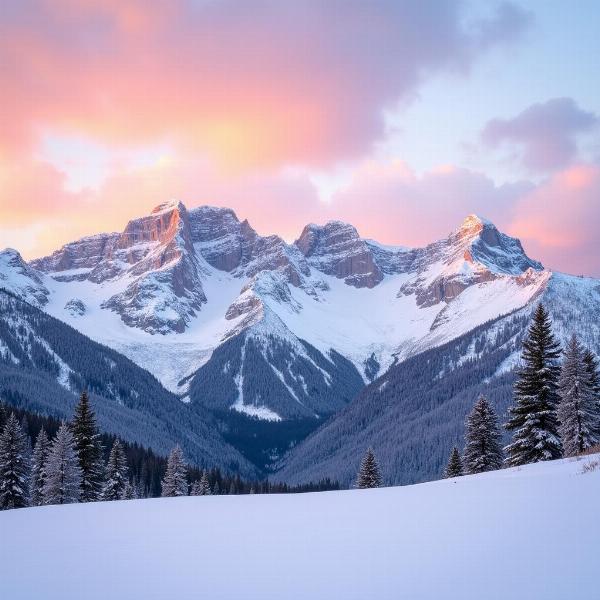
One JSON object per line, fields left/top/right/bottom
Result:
{"left": 356, "top": 447, "right": 382, "bottom": 488}
{"left": 444, "top": 446, "right": 463, "bottom": 478}
{"left": 43, "top": 423, "right": 82, "bottom": 505}
{"left": 583, "top": 348, "right": 600, "bottom": 397}
{"left": 212, "top": 480, "right": 220, "bottom": 495}
{"left": 71, "top": 391, "right": 104, "bottom": 502}
{"left": 30, "top": 428, "right": 50, "bottom": 506}
{"left": 191, "top": 471, "right": 211, "bottom": 496}
{"left": 161, "top": 445, "right": 188, "bottom": 497}
{"left": 557, "top": 335, "right": 600, "bottom": 456}
{"left": 0, "top": 413, "right": 31, "bottom": 510}
{"left": 583, "top": 348, "right": 600, "bottom": 432}
{"left": 121, "top": 481, "right": 136, "bottom": 500}
{"left": 102, "top": 439, "right": 129, "bottom": 501}
{"left": 464, "top": 396, "right": 503, "bottom": 474}
{"left": 506, "top": 303, "right": 562, "bottom": 465}
{"left": 200, "top": 471, "right": 211, "bottom": 495}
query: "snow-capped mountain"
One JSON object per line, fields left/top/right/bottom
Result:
{"left": 1, "top": 200, "right": 597, "bottom": 426}
{"left": 0, "top": 289, "right": 257, "bottom": 476}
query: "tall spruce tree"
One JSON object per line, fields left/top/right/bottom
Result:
{"left": 161, "top": 446, "right": 188, "bottom": 497}
{"left": 583, "top": 348, "right": 600, "bottom": 438}
{"left": 464, "top": 396, "right": 503, "bottom": 474}
{"left": 583, "top": 348, "right": 600, "bottom": 396}
{"left": 30, "top": 428, "right": 50, "bottom": 506}
{"left": 43, "top": 423, "right": 82, "bottom": 505}
{"left": 557, "top": 335, "right": 600, "bottom": 456}
{"left": 191, "top": 471, "right": 212, "bottom": 496}
{"left": 506, "top": 303, "right": 562, "bottom": 465}
{"left": 121, "top": 481, "right": 136, "bottom": 500}
{"left": 71, "top": 391, "right": 104, "bottom": 502}
{"left": 102, "top": 439, "right": 129, "bottom": 501}
{"left": 0, "top": 413, "right": 31, "bottom": 510}
{"left": 444, "top": 446, "right": 463, "bottom": 478}
{"left": 356, "top": 447, "right": 382, "bottom": 488}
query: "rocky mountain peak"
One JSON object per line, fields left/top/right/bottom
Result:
{"left": 450, "top": 214, "right": 542, "bottom": 276}
{"left": 400, "top": 214, "right": 546, "bottom": 307}
{"left": 457, "top": 214, "right": 492, "bottom": 237}
{"left": 295, "top": 221, "right": 383, "bottom": 288}
{"left": 117, "top": 199, "right": 193, "bottom": 258}
{"left": 0, "top": 248, "right": 49, "bottom": 307}
{"left": 151, "top": 199, "right": 186, "bottom": 215}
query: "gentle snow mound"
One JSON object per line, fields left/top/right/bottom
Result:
{"left": 1, "top": 456, "right": 598, "bottom": 600}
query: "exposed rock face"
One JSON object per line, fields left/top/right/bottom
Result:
{"left": 0, "top": 249, "right": 49, "bottom": 307}
{"left": 295, "top": 221, "right": 383, "bottom": 288}
{"left": 31, "top": 233, "right": 119, "bottom": 277}
{"left": 189, "top": 206, "right": 245, "bottom": 271}
{"left": 189, "top": 206, "right": 309, "bottom": 285}
{"left": 100, "top": 201, "right": 206, "bottom": 333}
{"left": 25, "top": 206, "right": 547, "bottom": 341}
{"left": 64, "top": 298, "right": 86, "bottom": 316}
{"left": 364, "top": 241, "right": 414, "bottom": 275}
{"left": 32, "top": 200, "right": 206, "bottom": 334}
{"left": 398, "top": 215, "right": 544, "bottom": 307}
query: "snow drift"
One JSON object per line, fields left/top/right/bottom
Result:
{"left": 1, "top": 455, "right": 598, "bottom": 600}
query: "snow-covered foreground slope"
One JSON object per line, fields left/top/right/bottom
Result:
{"left": 2, "top": 456, "right": 598, "bottom": 600}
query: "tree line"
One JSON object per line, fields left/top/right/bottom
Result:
{"left": 444, "top": 303, "right": 600, "bottom": 477}
{"left": 0, "top": 393, "right": 339, "bottom": 511}
{"left": 355, "top": 303, "right": 600, "bottom": 487}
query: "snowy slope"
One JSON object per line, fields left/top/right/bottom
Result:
{"left": 2, "top": 202, "right": 599, "bottom": 422}
{"left": 0, "top": 290, "right": 258, "bottom": 477}
{"left": 276, "top": 273, "right": 600, "bottom": 486}
{"left": 1, "top": 456, "right": 598, "bottom": 600}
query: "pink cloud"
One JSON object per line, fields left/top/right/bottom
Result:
{"left": 1, "top": 1, "right": 531, "bottom": 166}
{"left": 4, "top": 155, "right": 600, "bottom": 277}
{"left": 509, "top": 164, "right": 600, "bottom": 275}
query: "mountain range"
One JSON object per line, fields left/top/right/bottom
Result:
{"left": 2, "top": 200, "right": 599, "bottom": 481}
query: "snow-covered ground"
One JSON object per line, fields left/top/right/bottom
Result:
{"left": 1, "top": 456, "right": 598, "bottom": 600}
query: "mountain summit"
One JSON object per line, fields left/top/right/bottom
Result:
{"left": 1, "top": 201, "right": 595, "bottom": 425}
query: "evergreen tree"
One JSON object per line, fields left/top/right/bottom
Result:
{"left": 212, "top": 480, "right": 220, "bottom": 495}
{"left": 102, "top": 439, "right": 129, "bottom": 501}
{"left": 161, "top": 446, "right": 188, "bottom": 497}
{"left": 200, "top": 471, "right": 211, "bottom": 495}
{"left": 583, "top": 348, "right": 600, "bottom": 396}
{"left": 506, "top": 303, "right": 562, "bottom": 465}
{"left": 464, "top": 395, "right": 503, "bottom": 474}
{"left": 43, "top": 423, "right": 82, "bottom": 505}
{"left": 356, "top": 447, "right": 382, "bottom": 489}
{"left": 557, "top": 335, "right": 600, "bottom": 456}
{"left": 30, "top": 428, "right": 50, "bottom": 506}
{"left": 0, "top": 413, "right": 31, "bottom": 510}
{"left": 444, "top": 446, "right": 463, "bottom": 478}
{"left": 70, "top": 391, "right": 104, "bottom": 502}
{"left": 121, "top": 481, "right": 136, "bottom": 500}
{"left": 191, "top": 470, "right": 212, "bottom": 496}
{"left": 583, "top": 348, "right": 600, "bottom": 438}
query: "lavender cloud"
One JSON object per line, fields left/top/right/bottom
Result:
{"left": 481, "top": 98, "right": 598, "bottom": 171}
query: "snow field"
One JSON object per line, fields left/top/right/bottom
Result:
{"left": 1, "top": 456, "right": 598, "bottom": 600}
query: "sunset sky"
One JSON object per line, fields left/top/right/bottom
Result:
{"left": 1, "top": 0, "right": 599, "bottom": 274}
